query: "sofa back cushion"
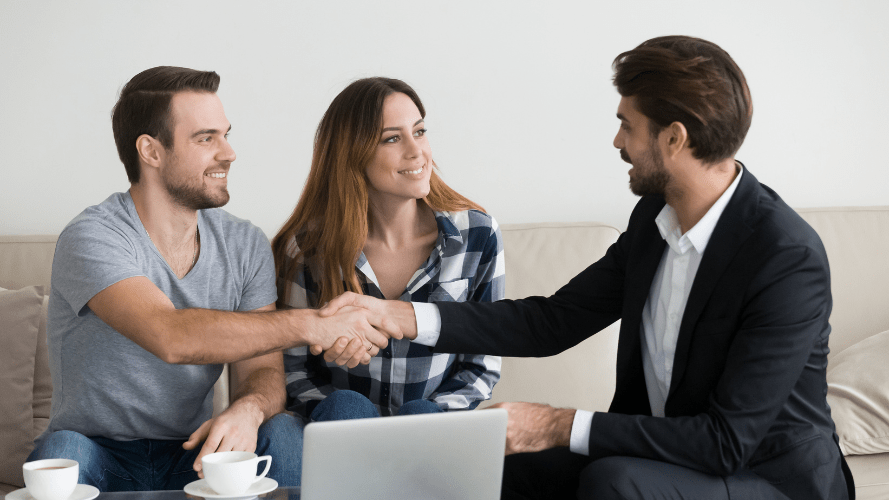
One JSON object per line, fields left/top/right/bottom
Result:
{"left": 797, "top": 207, "right": 889, "bottom": 357}
{"left": 0, "top": 236, "right": 56, "bottom": 291}
{"left": 0, "top": 286, "right": 46, "bottom": 487}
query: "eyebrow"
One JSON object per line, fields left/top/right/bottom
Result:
{"left": 191, "top": 125, "right": 232, "bottom": 139}
{"left": 616, "top": 113, "right": 628, "bottom": 122}
{"left": 381, "top": 118, "right": 424, "bottom": 134}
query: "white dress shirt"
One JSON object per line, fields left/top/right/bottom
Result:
{"left": 414, "top": 166, "right": 744, "bottom": 455}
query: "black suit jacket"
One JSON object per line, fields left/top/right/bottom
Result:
{"left": 436, "top": 168, "right": 854, "bottom": 499}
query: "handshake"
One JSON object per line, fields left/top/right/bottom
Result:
{"left": 305, "top": 292, "right": 420, "bottom": 368}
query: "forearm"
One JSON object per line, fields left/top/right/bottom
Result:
{"left": 550, "top": 408, "right": 577, "bottom": 448}
{"left": 230, "top": 365, "right": 286, "bottom": 424}
{"left": 436, "top": 297, "right": 614, "bottom": 357}
{"left": 156, "top": 307, "right": 319, "bottom": 364}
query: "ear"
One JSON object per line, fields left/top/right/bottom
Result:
{"left": 136, "top": 134, "right": 163, "bottom": 171}
{"left": 663, "top": 121, "right": 690, "bottom": 159}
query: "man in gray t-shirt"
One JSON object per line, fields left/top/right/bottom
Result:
{"left": 45, "top": 192, "right": 277, "bottom": 442}
{"left": 29, "top": 66, "right": 395, "bottom": 492}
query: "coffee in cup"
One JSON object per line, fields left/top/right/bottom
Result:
{"left": 22, "top": 459, "right": 78, "bottom": 500}
{"left": 201, "top": 451, "right": 272, "bottom": 495}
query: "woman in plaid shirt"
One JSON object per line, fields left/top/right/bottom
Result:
{"left": 271, "top": 78, "right": 504, "bottom": 421}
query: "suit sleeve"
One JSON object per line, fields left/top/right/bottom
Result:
{"left": 587, "top": 242, "right": 831, "bottom": 476}
{"left": 434, "top": 210, "right": 632, "bottom": 358}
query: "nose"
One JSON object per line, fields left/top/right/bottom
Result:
{"left": 404, "top": 135, "right": 422, "bottom": 159}
{"left": 613, "top": 129, "right": 623, "bottom": 150}
{"left": 218, "top": 136, "right": 236, "bottom": 163}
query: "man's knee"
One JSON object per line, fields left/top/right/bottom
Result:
{"left": 578, "top": 456, "right": 730, "bottom": 500}
{"left": 30, "top": 430, "right": 95, "bottom": 461}
{"left": 29, "top": 431, "right": 113, "bottom": 488}
{"left": 578, "top": 457, "right": 641, "bottom": 500}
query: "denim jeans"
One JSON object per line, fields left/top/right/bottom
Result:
{"left": 28, "top": 413, "right": 305, "bottom": 491}
{"left": 310, "top": 390, "right": 444, "bottom": 421}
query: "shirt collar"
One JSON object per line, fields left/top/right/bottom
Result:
{"left": 655, "top": 164, "right": 744, "bottom": 255}
{"left": 434, "top": 210, "right": 464, "bottom": 245}
{"left": 354, "top": 209, "right": 462, "bottom": 276}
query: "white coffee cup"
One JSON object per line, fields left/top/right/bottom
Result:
{"left": 201, "top": 451, "right": 272, "bottom": 495}
{"left": 22, "top": 459, "right": 79, "bottom": 500}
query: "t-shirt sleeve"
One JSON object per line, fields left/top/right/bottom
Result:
{"left": 52, "top": 219, "right": 146, "bottom": 316}
{"left": 236, "top": 225, "right": 278, "bottom": 312}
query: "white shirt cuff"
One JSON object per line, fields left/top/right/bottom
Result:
{"left": 569, "top": 410, "right": 594, "bottom": 455}
{"left": 411, "top": 302, "right": 441, "bottom": 347}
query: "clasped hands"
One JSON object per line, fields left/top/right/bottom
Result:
{"left": 308, "top": 292, "right": 417, "bottom": 368}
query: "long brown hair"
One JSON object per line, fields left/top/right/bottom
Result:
{"left": 272, "top": 77, "right": 483, "bottom": 305}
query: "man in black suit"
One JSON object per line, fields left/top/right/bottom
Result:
{"left": 318, "top": 36, "right": 853, "bottom": 499}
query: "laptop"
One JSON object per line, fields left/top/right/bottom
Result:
{"left": 300, "top": 408, "right": 508, "bottom": 500}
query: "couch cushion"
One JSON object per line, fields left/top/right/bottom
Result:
{"left": 0, "top": 286, "right": 44, "bottom": 487}
{"left": 499, "top": 222, "right": 621, "bottom": 300}
{"left": 844, "top": 453, "right": 889, "bottom": 500}
{"left": 0, "top": 236, "right": 57, "bottom": 291}
{"left": 797, "top": 207, "right": 889, "bottom": 357}
{"left": 827, "top": 329, "right": 889, "bottom": 455}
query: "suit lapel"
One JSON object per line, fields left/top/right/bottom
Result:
{"left": 668, "top": 168, "right": 760, "bottom": 398}
{"left": 625, "top": 222, "right": 667, "bottom": 334}
{"left": 616, "top": 201, "right": 667, "bottom": 414}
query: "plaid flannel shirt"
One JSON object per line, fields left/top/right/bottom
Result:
{"left": 278, "top": 209, "right": 504, "bottom": 417}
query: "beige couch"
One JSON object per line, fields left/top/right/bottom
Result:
{"left": 2, "top": 207, "right": 888, "bottom": 498}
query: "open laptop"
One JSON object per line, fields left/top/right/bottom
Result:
{"left": 300, "top": 408, "right": 508, "bottom": 500}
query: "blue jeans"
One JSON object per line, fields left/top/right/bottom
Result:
{"left": 28, "top": 413, "right": 305, "bottom": 491}
{"left": 310, "top": 390, "right": 443, "bottom": 421}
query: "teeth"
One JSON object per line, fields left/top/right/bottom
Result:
{"left": 400, "top": 167, "right": 423, "bottom": 175}
{"left": 206, "top": 172, "right": 226, "bottom": 178}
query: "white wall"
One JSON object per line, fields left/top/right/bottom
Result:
{"left": 2, "top": 0, "right": 887, "bottom": 236}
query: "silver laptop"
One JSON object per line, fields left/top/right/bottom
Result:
{"left": 300, "top": 408, "right": 508, "bottom": 500}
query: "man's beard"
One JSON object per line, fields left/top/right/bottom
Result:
{"left": 162, "top": 158, "right": 230, "bottom": 210}
{"left": 624, "top": 137, "right": 671, "bottom": 197}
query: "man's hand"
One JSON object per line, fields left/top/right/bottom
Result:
{"left": 306, "top": 305, "right": 399, "bottom": 367}
{"left": 318, "top": 292, "right": 416, "bottom": 339}
{"left": 318, "top": 292, "right": 417, "bottom": 340}
{"left": 183, "top": 400, "right": 264, "bottom": 478}
{"left": 309, "top": 293, "right": 418, "bottom": 365}
{"left": 313, "top": 333, "right": 379, "bottom": 368}
{"left": 488, "top": 402, "right": 576, "bottom": 455}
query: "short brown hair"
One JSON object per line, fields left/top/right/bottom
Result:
{"left": 111, "top": 66, "right": 220, "bottom": 183}
{"left": 613, "top": 36, "right": 752, "bottom": 164}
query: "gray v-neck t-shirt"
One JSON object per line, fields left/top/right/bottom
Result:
{"left": 42, "top": 191, "right": 277, "bottom": 442}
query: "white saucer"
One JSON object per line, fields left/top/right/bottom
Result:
{"left": 183, "top": 478, "right": 278, "bottom": 499}
{"left": 5, "top": 485, "right": 99, "bottom": 500}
